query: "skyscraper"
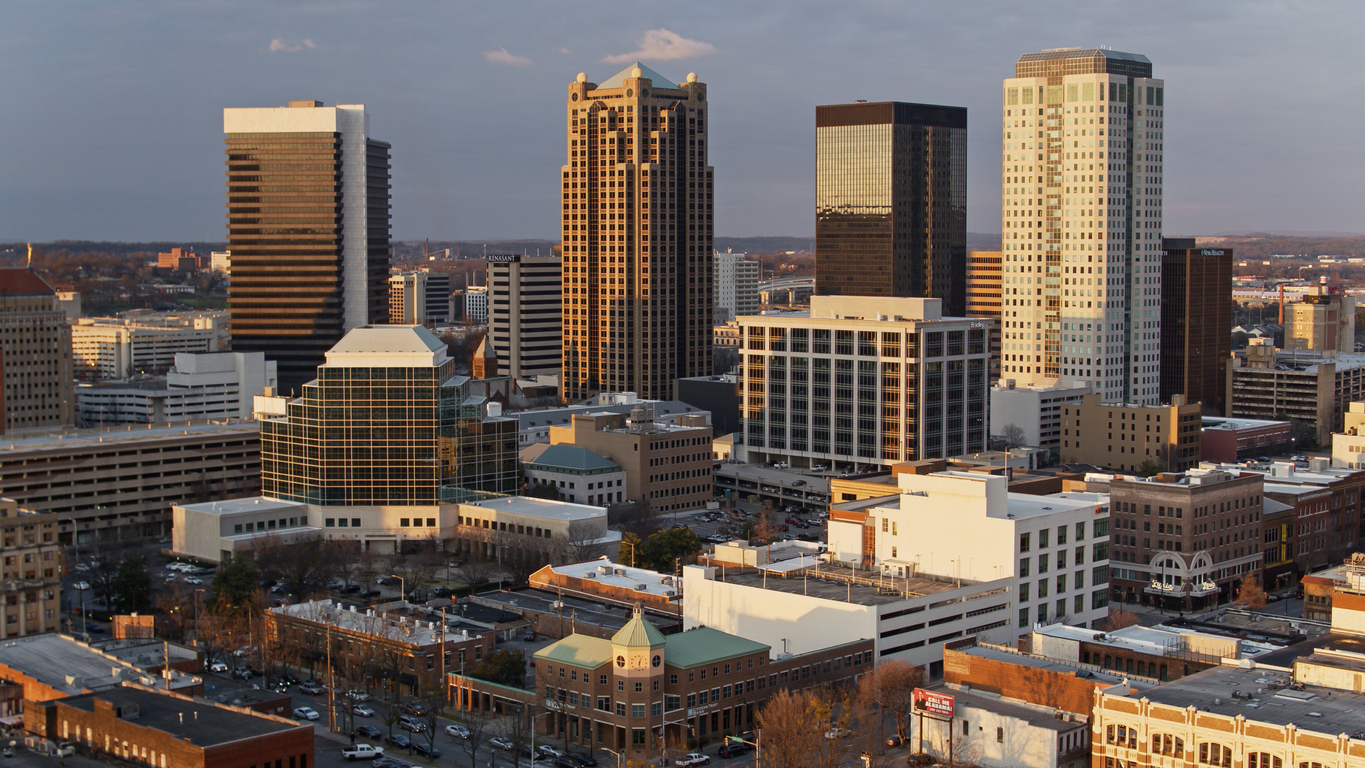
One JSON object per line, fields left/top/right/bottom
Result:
{"left": 487, "top": 254, "right": 562, "bottom": 380}
{"left": 1000, "top": 49, "right": 1165, "bottom": 404}
{"left": 1160, "top": 238, "right": 1232, "bottom": 414}
{"left": 0, "top": 269, "right": 73, "bottom": 431}
{"left": 561, "top": 64, "right": 713, "bottom": 402}
{"left": 814, "top": 101, "right": 967, "bottom": 315}
{"left": 223, "top": 100, "right": 391, "bottom": 393}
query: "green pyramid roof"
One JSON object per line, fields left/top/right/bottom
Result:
{"left": 598, "top": 62, "right": 681, "bottom": 90}
{"left": 611, "top": 605, "right": 666, "bottom": 649}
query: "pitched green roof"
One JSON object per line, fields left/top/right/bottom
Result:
{"left": 598, "top": 62, "right": 681, "bottom": 90}
{"left": 528, "top": 444, "right": 620, "bottom": 472}
{"left": 535, "top": 634, "right": 613, "bottom": 670}
{"left": 663, "top": 627, "right": 769, "bottom": 669}
{"left": 611, "top": 610, "right": 666, "bottom": 649}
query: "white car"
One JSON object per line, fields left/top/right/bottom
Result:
{"left": 292, "top": 706, "right": 320, "bottom": 721}
{"left": 445, "top": 724, "right": 470, "bottom": 739}
{"left": 72, "top": 581, "right": 90, "bottom": 591}
{"left": 675, "top": 754, "right": 710, "bottom": 766}
{"left": 209, "top": 661, "right": 228, "bottom": 673}
{"left": 340, "top": 744, "right": 383, "bottom": 761}
{"left": 74, "top": 563, "right": 90, "bottom": 572}
{"left": 183, "top": 576, "right": 203, "bottom": 585}
{"left": 351, "top": 704, "right": 374, "bottom": 717}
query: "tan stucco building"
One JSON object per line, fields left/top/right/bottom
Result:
{"left": 1060, "top": 393, "right": 1202, "bottom": 472}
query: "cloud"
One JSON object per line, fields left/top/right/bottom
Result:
{"left": 485, "top": 47, "right": 533, "bottom": 68}
{"left": 268, "top": 39, "right": 315, "bottom": 53}
{"left": 602, "top": 29, "right": 716, "bottom": 64}
{"left": 553, "top": 47, "right": 572, "bottom": 55}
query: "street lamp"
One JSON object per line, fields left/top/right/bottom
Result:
{"left": 388, "top": 574, "right": 405, "bottom": 602}
{"left": 602, "top": 747, "right": 623, "bottom": 768}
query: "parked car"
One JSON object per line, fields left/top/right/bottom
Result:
{"left": 231, "top": 667, "right": 253, "bottom": 680}
{"left": 718, "top": 743, "right": 750, "bottom": 758}
{"left": 352, "top": 704, "right": 375, "bottom": 717}
{"left": 412, "top": 743, "right": 440, "bottom": 759}
{"left": 445, "top": 724, "right": 470, "bottom": 740}
{"left": 371, "top": 759, "right": 412, "bottom": 768}
{"left": 566, "top": 753, "right": 599, "bottom": 767}
{"left": 345, "top": 690, "right": 371, "bottom": 702}
{"left": 824, "top": 727, "right": 852, "bottom": 740}
{"left": 344, "top": 584, "right": 362, "bottom": 593}
{"left": 292, "top": 706, "right": 320, "bottom": 721}
{"left": 397, "top": 715, "right": 425, "bottom": 733}
{"left": 675, "top": 754, "right": 710, "bottom": 766}
{"left": 886, "top": 734, "right": 905, "bottom": 747}
{"left": 340, "top": 743, "right": 383, "bottom": 761}
{"left": 298, "top": 681, "right": 325, "bottom": 695}
{"left": 72, "top": 581, "right": 90, "bottom": 591}
{"left": 354, "top": 725, "right": 383, "bottom": 740}
{"left": 489, "top": 737, "right": 514, "bottom": 751}
{"left": 402, "top": 703, "right": 428, "bottom": 717}
{"left": 538, "top": 745, "right": 565, "bottom": 758}
{"left": 385, "top": 733, "right": 412, "bottom": 750}
{"left": 183, "top": 576, "right": 203, "bottom": 585}
{"left": 209, "top": 661, "right": 228, "bottom": 673}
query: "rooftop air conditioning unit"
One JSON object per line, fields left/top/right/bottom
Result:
{"left": 634, "top": 584, "right": 648, "bottom": 591}
{"left": 662, "top": 589, "right": 676, "bottom": 597}
{"left": 583, "top": 572, "right": 597, "bottom": 579}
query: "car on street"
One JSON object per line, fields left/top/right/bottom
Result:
{"left": 717, "top": 743, "right": 750, "bottom": 758}
{"left": 232, "top": 668, "right": 253, "bottom": 680}
{"left": 490, "top": 737, "right": 514, "bottom": 751}
{"left": 402, "top": 703, "right": 428, "bottom": 716}
{"left": 354, "top": 725, "right": 383, "bottom": 740}
{"left": 555, "top": 758, "right": 580, "bottom": 768}
{"left": 209, "top": 660, "right": 228, "bottom": 673}
{"left": 74, "top": 563, "right": 90, "bottom": 572}
{"left": 370, "top": 759, "right": 411, "bottom": 768}
{"left": 675, "top": 753, "right": 710, "bottom": 766}
{"left": 444, "top": 724, "right": 470, "bottom": 740}
{"left": 345, "top": 689, "right": 371, "bottom": 702}
{"left": 72, "top": 581, "right": 90, "bottom": 591}
{"left": 292, "top": 706, "right": 319, "bottom": 721}
{"left": 538, "top": 745, "right": 565, "bottom": 758}
{"left": 298, "top": 681, "right": 325, "bottom": 695}
{"left": 397, "top": 715, "right": 425, "bottom": 733}
{"left": 824, "top": 727, "right": 851, "bottom": 740}
{"left": 412, "top": 743, "right": 440, "bottom": 759}
{"left": 340, "top": 743, "right": 383, "bottom": 761}
{"left": 885, "top": 735, "right": 904, "bottom": 747}
{"left": 523, "top": 630, "right": 536, "bottom": 641}
{"left": 352, "top": 704, "right": 374, "bottom": 717}
{"left": 385, "top": 734, "right": 412, "bottom": 750}
{"left": 566, "top": 754, "right": 599, "bottom": 767}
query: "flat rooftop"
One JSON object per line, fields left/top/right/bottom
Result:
{"left": 1201, "top": 417, "right": 1290, "bottom": 431}
{"left": 474, "top": 589, "right": 681, "bottom": 634}
{"left": 270, "top": 599, "right": 492, "bottom": 646}
{"left": 712, "top": 561, "right": 977, "bottom": 606}
{"left": 0, "top": 634, "right": 199, "bottom": 695}
{"left": 516, "top": 400, "right": 709, "bottom": 431}
{"left": 955, "top": 641, "right": 1159, "bottom": 689}
{"left": 0, "top": 419, "right": 259, "bottom": 453}
{"left": 463, "top": 495, "right": 607, "bottom": 521}
{"left": 60, "top": 686, "right": 303, "bottom": 747}
{"left": 177, "top": 496, "right": 306, "bottom": 516}
{"left": 548, "top": 560, "right": 681, "bottom": 600}
{"left": 948, "top": 687, "right": 1087, "bottom": 733}
{"left": 1000, "top": 490, "right": 1108, "bottom": 520}
{"left": 1033, "top": 623, "right": 1266, "bottom": 659}
{"left": 1135, "top": 663, "right": 1365, "bottom": 737}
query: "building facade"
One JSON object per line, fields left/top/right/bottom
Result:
{"left": 1285, "top": 286, "right": 1355, "bottom": 354}
{"left": 224, "top": 100, "right": 391, "bottom": 392}
{"left": 815, "top": 101, "right": 968, "bottom": 315}
{"left": 422, "top": 269, "right": 451, "bottom": 326}
{"left": 738, "top": 295, "right": 991, "bottom": 469}
{"left": 72, "top": 318, "right": 225, "bottom": 380}
{"left": 0, "top": 499, "right": 64, "bottom": 639}
{"left": 522, "top": 444, "right": 626, "bottom": 506}
{"left": 1000, "top": 49, "right": 1165, "bottom": 404}
{"left": 1226, "top": 341, "right": 1365, "bottom": 446}
{"left": 712, "top": 252, "right": 759, "bottom": 323}
{"left": 967, "top": 250, "right": 1002, "bottom": 377}
{"left": 1159, "top": 238, "right": 1232, "bottom": 414}
{"left": 0, "top": 269, "right": 74, "bottom": 431}
{"left": 1106, "top": 468, "right": 1264, "bottom": 609}
{"left": 1199, "top": 417, "right": 1292, "bottom": 463}
{"left": 561, "top": 64, "right": 714, "bottom": 402}
{"left": 1060, "top": 392, "right": 1202, "bottom": 472}
{"left": 487, "top": 254, "right": 563, "bottom": 379}
{"left": 991, "top": 380, "right": 1091, "bottom": 453}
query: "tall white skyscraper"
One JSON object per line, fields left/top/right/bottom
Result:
{"left": 999, "top": 49, "right": 1165, "bottom": 404}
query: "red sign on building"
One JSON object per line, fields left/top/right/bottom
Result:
{"left": 913, "top": 688, "right": 954, "bottom": 719}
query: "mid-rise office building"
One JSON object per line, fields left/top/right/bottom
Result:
{"left": 1226, "top": 341, "right": 1365, "bottom": 445}
{"left": 422, "top": 269, "right": 451, "bottom": 326}
{"left": 1060, "top": 392, "right": 1202, "bottom": 472}
{"left": 487, "top": 254, "right": 562, "bottom": 379}
{"left": 75, "top": 351, "right": 276, "bottom": 427}
{"left": 1001, "top": 49, "right": 1165, "bottom": 404}
{"left": 1285, "top": 285, "right": 1356, "bottom": 354}
{"left": 1105, "top": 467, "right": 1263, "bottom": 610}
{"left": 259, "top": 325, "right": 517, "bottom": 507}
{"left": 156, "top": 247, "right": 202, "bottom": 271}
{"left": 1160, "top": 238, "right": 1232, "bottom": 414}
{"left": 388, "top": 271, "right": 427, "bottom": 325}
{"left": 991, "top": 380, "right": 1091, "bottom": 453}
{"left": 462, "top": 285, "right": 488, "bottom": 323}
{"left": 224, "top": 100, "right": 391, "bottom": 392}
{"left": 72, "top": 316, "right": 226, "bottom": 380}
{"left": 815, "top": 101, "right": 967, "bottom": 315}
{"left": 209, "top": 250, "right": 230, "bottom": 274}
{"left": 738, "top": 295, "right": 991, "bottom": 469}
{"left": 712, "top": 252, "right": 759, "bottom": 323}
{"left": 827, "top": 471, "right": 1112, "bottom": 632}
{"left": 967, "top": 250, "right": 1002, "bottom": 377}
{"left": 0, "top": 269, "right": 74, "bottom": 431}
{"left": 561, "top": 64, "right": 713, "bottom": 401}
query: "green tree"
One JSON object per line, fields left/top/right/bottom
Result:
{"left": 524, "top": 481, "right": 561, "bottom": 500}
{"left": 469, "top": 649, "right": 527, "bottom": 688}
{"left": 211, "top": 556, "right": 261, "bottom": 606}
{"left": 639, "top": 527, "right": 703, "bottom": 572}
{"left": 110, "top": 557, "right": 151, "bottom": 614}
{"left": 618, "top": 531, "right": 644, "bottom": 567}
{"left": 1135, "top": 458, "right": 1164, "bottom": 478}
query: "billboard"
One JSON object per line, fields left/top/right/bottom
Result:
{"left": 913, "top": 688, "right": 954, "bottom": 719}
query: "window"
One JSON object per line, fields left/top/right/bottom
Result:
{"left": 1020, "top": 532, "right": 1030, "bottom": 552}
{"left": 600, "top": 674, "right": 608, "bottom": 685}
{"left": 616, "top": 702, "right": 626, "bottom": 717}
{"left": 1199, "top": 743, "right": 1231, "bottom": 767}
{"left": 597, "top": 696, "right": 610, "bottom": 711}
{"left": 1019, "top": 558, "right": 1030, "bottom": 577}
{"left": 631, "top": 703, "right": 646, "bottom": 718}
{"left": 996, "top": 727, "right": 1003, "bottom": 743}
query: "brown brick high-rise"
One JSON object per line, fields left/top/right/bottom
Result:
{"left": 1160, "top": 237, "right": 1232, "bottom": 415}
{"left": 561, "top": 64, "right": 713, "bottom": 401}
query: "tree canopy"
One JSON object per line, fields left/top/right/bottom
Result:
{"left": 638, "top": 527, "right": 703, "bottom": 573}
{"left": 110, "top": 557, "right": 151, "bottom": 614}
{"left": 211, "top": 556, "right": 261, "bottom": 606}
{"left": 469, "top": 649, "right": 526, "bottom": 688}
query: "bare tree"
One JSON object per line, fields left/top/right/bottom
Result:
{"left": 855, "top": 660, "right": 923, "bottom": 747}
{"left": 1234, "top": 573, "right": 1268, "bottom": 611}
{"left": 557, "top": 519, "right": 609, "bottom": 563}
{"left": 1104, "top": 607, "right": 1141, "bottom": 631}
{"left": 999, "top": 423, "right": 1028, "bottom": 449}
{"left": 451, "top": 707, "right": 492, "bottom": 768}
{"left": 756, "top": 689, "right": 821, "bottom": 768}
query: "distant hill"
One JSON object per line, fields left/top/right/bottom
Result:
{"left": 1191, "top": 234, "right": 1365, "bottom": 260}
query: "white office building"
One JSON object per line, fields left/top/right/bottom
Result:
{"left": 1000, "top": 48, "right": 1164, "bottom": 404}
{"left": 76, "top": 351, "right": 277, "bottom": 426}
{"left": 712, "top": 252, "right": 759, "bottom": 323}
{"left": 990, "top": 379, "right": 1091, "bottom": 452}
{"left": 487, "top": 254, "right": 562, "bottom": 379}
{"left": 826, "top": 470, "right": 1111, "bottom": 632}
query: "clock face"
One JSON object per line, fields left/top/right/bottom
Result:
{"left": 651, "top": 655, "right": 661, "bottom": 668}
{"left": 616, "top": 655, "right": 625, "bottom": 668}
{"left": 631, "top": 654, "right": 647, "bottom": 669}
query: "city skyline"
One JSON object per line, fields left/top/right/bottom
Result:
{"left": 3, "top": 2, "right": 1364, "bottom": 242}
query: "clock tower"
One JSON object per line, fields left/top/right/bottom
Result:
{"left": 610, "top": 602, "right": 666, "bottom": 682}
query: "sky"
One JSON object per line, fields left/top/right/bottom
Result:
{"left": 3, "top": 0, "right": 1363, "bottom": 243}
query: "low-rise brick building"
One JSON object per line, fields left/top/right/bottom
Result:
{"left": 27, "top": 684, "right": 313, "bottom": 768}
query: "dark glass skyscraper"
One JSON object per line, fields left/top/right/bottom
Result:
{"left": 224, "top": 101, "right": 391, "bottom": 393}
{"left": 1160, "top": 238, "right": 1232, "bottom": 415}
{"left": 815, "top": 102, "right": 967, "bottom": 315}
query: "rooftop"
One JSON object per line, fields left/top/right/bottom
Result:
{"left": 473, "top": 589, "right": 680, "bottom": 635}
{"left": 704, "top": 561, "right": 993, "bottom": 606}
{"left": 324, "top": 325, "right": 449, "bottom": 367}
{"left": 0, "top": 634, "right": 200, "bottom": 695}
{"left": 269, "top": 599, "right": 491, "bottom": 647}
{"left": 58, "top": 686, "right": 303, "bottom": 747}
{"left": 0, "top": 419, "right": 259, "bottom": 454}
{"left": 517, "top": 399, "right": 709, "bottom": 432}
{"left": 176, "top": 496, "right": 306, "bottom": 517}
{"left": 526, "top": 444, "right": 619, "bottom": 472}
{"left": 537, "top": 624, "right": 768, "bottom": 671}
{"left": 463, "top": 495, "right": 611, "bottom": 522}
{"left": 596, "top": 62, "right": 683, "bottom": 90}
{"left": 954, "top": 640, "right": 1159, "bottom": 689}
{"left": 947, "top": 686, "right": 1087, "bottom": 733}
{"left": 547, "top": 559, "right": 682, "bottom": 600}
{"left": 1201, "top": 417, "right": 1291, "bottom": 431}
{"left": 1134, "top": 663, "right": 1365, "bottom": 738}
{"left": 1000, "top": 490, "right": 1108, "bottom": 520}
{"left": 0, "top": 269, "right": 55, "bottom": 296}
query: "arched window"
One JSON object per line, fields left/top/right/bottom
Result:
{"left": 1151, "top": 733, "right": 1184, "bottom": 757}
{"left": 1247, "top": 754, "right": 1282, "bottom": 768}
{"left": 1200, "top": 742, "right": 1232, "bottom": 767}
